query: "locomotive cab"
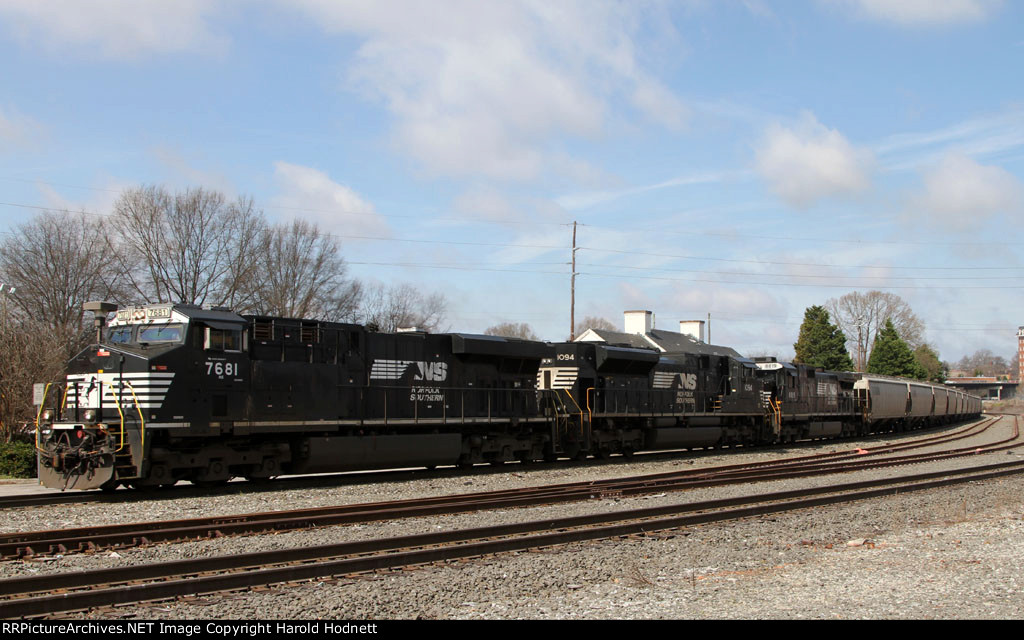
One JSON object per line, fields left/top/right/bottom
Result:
{"left": 36, "top": 302, "right": 249, "bottom": 490}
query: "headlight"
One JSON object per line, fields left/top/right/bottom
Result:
{"left": 84, "top": 409, "right": 99, "bottom": 424}
{"left": 41, "top": 408, "right": 54, "bottom": 422}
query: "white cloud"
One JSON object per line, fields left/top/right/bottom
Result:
{"left": 755, "top": 112, "right": 874, "bottom": 208}
{"left": 909, "top": 153, "right": 1022, "bottom": 225}
{"left": 286, "top": 0, "right": 687, "bottom": 182}
{"left": 831, "top": 0, "right": 1002, "bottom": 26}
{"left": 271, "top": 162, "right": 390, "bottom": 238}
{"left": 0, "top": 0, "right": 228, "bottom": 59}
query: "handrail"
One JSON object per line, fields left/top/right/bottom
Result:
{"left": 558, "top": 388, "right": 586, "bottom": 438}
{"left": 103, "top": 382, "right": 128, "bottom": 453}
{"left": 559, "top": 387, "right": 584, "bottom": 416}
{"left": 60, "top": 382, "right": 70, "bottom": 411}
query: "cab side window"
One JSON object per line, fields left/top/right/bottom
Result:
{"left": 203, "top": 326, "right": 244, "bottom": 352}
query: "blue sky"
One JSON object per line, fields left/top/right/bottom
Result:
{"left": 1, "top": 0, "right": 1022, "bottom": 363}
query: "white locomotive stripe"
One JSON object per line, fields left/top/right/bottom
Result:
{"left": 63, "top": 372, "right": 175, "bottom": 410}
{"left": 369, "top": 360, "right": 415, "bottom": 380}
{"left": 537, "top": 367, "right": 579, "bottom": 390}
{"left": 652, "top": 372, "right": 680, "bottom": 389}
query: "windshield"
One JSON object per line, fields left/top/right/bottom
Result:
{"left": 107, "top": 326, "right": 133, "bottom": 344}
{"left": 138, "top": 323, "right": 186, "bottom": 344}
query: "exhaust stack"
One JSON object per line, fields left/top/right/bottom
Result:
{"left": 83, "top": 301, "right": 118, "bottom": 343}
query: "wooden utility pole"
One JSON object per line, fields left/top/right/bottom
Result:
{"left": 570, "top": 221, "right": 578, "bottom": 340}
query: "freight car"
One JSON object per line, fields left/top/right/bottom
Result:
{"left": 34, "top": 302, "right": 983, "bottom": 490}
{"left": 854, "top": 375, "right": 982, "bottom": 428}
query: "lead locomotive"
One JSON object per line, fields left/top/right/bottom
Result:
{"left": 35, "top": 302, "right": 982, "bottom": 490}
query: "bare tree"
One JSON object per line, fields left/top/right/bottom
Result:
{"left": 109, "top": 186, "right": 265, "bottom": 308}
{"left": 484, "top": 322, "right": 539, "bottom": 341}
{"left": 250, "top": 219, "right": 362, "bottom": 321}
{"left": 361, "top": 283, "right": 448, "bottom": 333}
{"left": 0, "top": 210, "right": 119, "bottom": 356}
{"left": 954, "top": 349, "right": 1010, "bottom": 378}
{"left": 826, "top": 291, "right": 924, "bottom": 369}
{"left": 573, "top": 315, "right": 617, "bottom": 338}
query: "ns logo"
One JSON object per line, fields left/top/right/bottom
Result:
{"left": 415, "top": 361, "right": 448, "bottom": 382}
{"left": 679, "top": 373, "right": 698, "bottom": 390}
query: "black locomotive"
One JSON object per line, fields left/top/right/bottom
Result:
{"left": 34, "top": 302, "right": 982, "bottom": 490}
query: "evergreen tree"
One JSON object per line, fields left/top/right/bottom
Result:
{"left": 793, "top": 306, "right": 854, "bottom": 371}
{"left": 867, "top": 319, "right": 928, "bottom": 379}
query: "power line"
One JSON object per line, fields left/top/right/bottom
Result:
{"left": 605, "top": 220, "right": 1023, "bottom": 248}
{"left": 576, "top": 262, "right": 1024, "bottom": 282}
{"left": 572, "top": 269, "right": 1024, "bottom": 290}
{"left": 578, "top": 246, "right": 1024, "bottom": 271}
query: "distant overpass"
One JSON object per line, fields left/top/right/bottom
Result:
{"left": 944, "top": 377, "right": 1018, "bottom": 400}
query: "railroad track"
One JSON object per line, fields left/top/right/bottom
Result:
{"left": 3, "top": 454, "right": 1023, "bottom": 619}
{"left": 0, "top": 415, "right": 1013, "bottom": 560}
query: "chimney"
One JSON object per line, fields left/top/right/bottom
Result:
{"left": 624, "top": 310, "right": 654, "bottom": 335}
{"left": 679, "top": 320, "right": 705, "bottom": 342}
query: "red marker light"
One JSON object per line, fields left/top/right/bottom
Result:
{"left": 98, "top": 349, "right": 110, "bottom": 357}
